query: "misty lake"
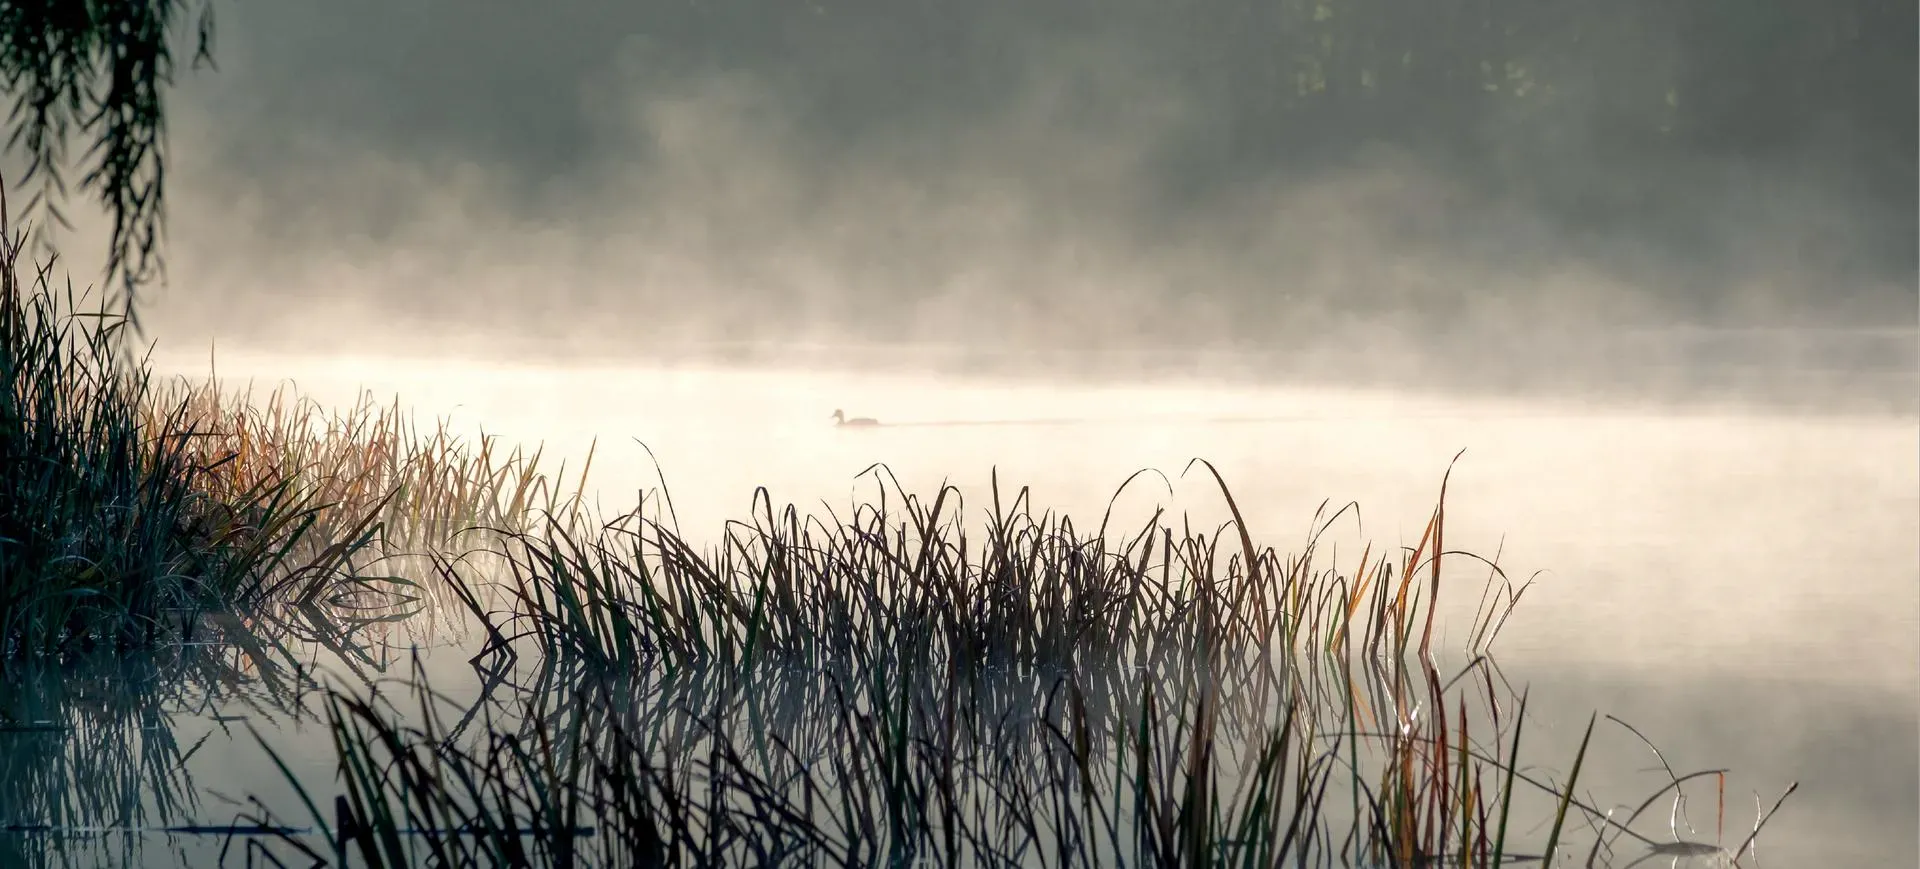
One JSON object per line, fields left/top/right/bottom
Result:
{"left": 6, "top": 351, "right": 1915, "bottom": 867}
{"left": 2, "top": 0, "right": 1911, "bottom": 862}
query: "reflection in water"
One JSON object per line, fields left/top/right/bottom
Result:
{"left": 0, "top": 625, "right": 307, "bottom": 868}
{"left": 1509, "top": 667, "right": 1918, "bottom": 868}
{"left": 0, "top": 604, "right": 467, "bottom": 867}
{"left": 13, "top": 640, "right": 1895, "bottom": 866}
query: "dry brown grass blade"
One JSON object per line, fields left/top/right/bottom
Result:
{"left": 1331, "top": 542, "right": 1375, "bottom": 652}
{"left": 1418, "top": 450, "right": 1465, "bottom": 660}
{"left": 1395, "top": 511, "right": 1435, "bottom": 649}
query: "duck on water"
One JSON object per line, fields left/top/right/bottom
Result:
{"left": 831, "top": 409, "right": 881, "bottom": 427}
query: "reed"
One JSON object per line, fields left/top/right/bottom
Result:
{"left": 0, "top": 191, "right": 578, "bottom": 667}
{"left": 239, "top": 462, "right": 1764, "bottom": 867}
{"left": 0, "top": 208, "right": 346, "bottom": 663}
{"left": 143, "top": 376, "right": 592, "bottom": 548}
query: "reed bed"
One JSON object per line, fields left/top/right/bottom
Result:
{"left": 141, "top": 376, "right": 593, "bottom": 549}
{"left": 0, "top": 212, "right": 368, "bottom": 663}
{"left": 0, "top": 192, "right": 578, "bottom": 667}
{"left": 238, "top": 466, "right": 1771, "bottom": 868}
{"left": 0, "top": 193, "right": 1785, "bottom": 867}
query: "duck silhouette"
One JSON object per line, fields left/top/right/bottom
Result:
{"left": 830, "top": 408, "right": 880, "bottom": 427}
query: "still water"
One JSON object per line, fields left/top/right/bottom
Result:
{"left": 6, "top": 351, "right": 1915, "bottom": 867}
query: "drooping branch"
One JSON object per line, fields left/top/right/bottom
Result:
{"left": 0, "top": 0, "right": 215, "bottom": 331}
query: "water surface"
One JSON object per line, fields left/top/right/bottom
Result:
{"left": 9, "top": 353, "right": 1913, "bottom": 866}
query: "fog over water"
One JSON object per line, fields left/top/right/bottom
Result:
{"left": 41, "top": 0, "right": 1913, "bottom": 385}
{"left": 9, "top": 0, "right": 1918, "bottom": 865}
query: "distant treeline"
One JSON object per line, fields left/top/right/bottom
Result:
{"left": 305, "top": 0, "right": 1913, "bottom": 221}
{"left": 187, "top": 0, "right": 1920, "bottom": 331}
{"left": 502, "top": 0, "right": 1906, "bottom": 301}
{"left": 746, "top": 0, "right": 1912, "bottom": 173}
{"left": 626, "top": 0, "right": 1916, "bottom": 308}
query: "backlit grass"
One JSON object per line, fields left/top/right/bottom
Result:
{"left": 144, "top": 375, "right": 593, "bottom": 548}
{"left": 0, "top": 200, "right": 579, "bottom": 667}
{"left": 0, "top": 215, "right": 357, "bottom": 663}
{"left": 236, "top": 467, "right": 1782, "bottom": 867}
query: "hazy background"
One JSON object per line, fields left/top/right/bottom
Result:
{"left": 4, "top": 6, "right": 1914, "bottom": 863}
{"left": 22, "top": 0, "right": 1920, "bottom": 400}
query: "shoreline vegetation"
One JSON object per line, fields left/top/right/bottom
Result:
{"left": 0, "top": 221, "right": 1794, "bottom": 867}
